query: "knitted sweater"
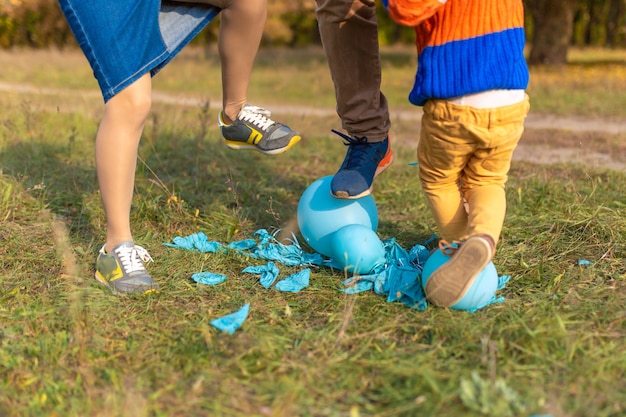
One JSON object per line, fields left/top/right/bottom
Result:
{"left": 385, "top": 0, "right": 529, "bottom": 106}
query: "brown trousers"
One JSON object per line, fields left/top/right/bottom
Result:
{"left": 315, "top": 0, "right": 390, "bottom": 142}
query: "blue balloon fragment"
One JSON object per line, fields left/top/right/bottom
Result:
{"left": 243, "top": 262, "right": 280, "bottom": 289}
{"left": 164, "top": 232, "right": 223, "bottom": 253}
{"left": 210, "top": 303, "right": 250, "bottom": 335}
{"left": 191, "top": 271, "right": 227, "bottom": 285}
{"left": 228, "top": 239, "right": 257, "bottom": 250}
{"left": 275, "top": 269, "right": 310, "bottom": 293}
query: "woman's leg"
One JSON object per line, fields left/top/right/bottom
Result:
{"left": 216, "top": 0, "right": 266, "bottom": 122}
{"left": 96, "top": 73, "right": 152, "bottom": 252}
{"left": 178, "top": 0, "right": 267, "bottom": 122}
{"left": 169, "top": 0, "right": 301, "bottom": 155}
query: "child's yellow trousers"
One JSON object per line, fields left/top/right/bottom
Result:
{"left": 417, "top": 95, "right": 530, "bottom": 244}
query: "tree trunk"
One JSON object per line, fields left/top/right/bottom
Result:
{"left": 606, "top": 0, "right": 625, "bottom": 47}
{"left": 584, "top": 0, "right": 604, "bottom": 46}
{"left": 525, "top": 0, "right": 579, "bottom": 65}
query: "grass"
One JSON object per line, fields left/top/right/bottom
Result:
{"left": 0, "top": 46, "right": 625, "bottom": 417}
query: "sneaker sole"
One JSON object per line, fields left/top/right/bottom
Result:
{"left": 94, "top": 272, "right": 159, "bottom": 295}
{"left": 425, "top": 237, "right": 492, "bottom": 307}
{"left": 225, "top": 135, "right": 301, "bottom": 155}
{"left": 332, "top": 147, "right": 394, "bottom": 199}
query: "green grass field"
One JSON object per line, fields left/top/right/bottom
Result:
{"left": 1, "top": 47, "right": 625, "bottom": 417}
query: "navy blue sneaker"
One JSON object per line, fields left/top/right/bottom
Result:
{"left": 330, "top": 129, "right": 393, "bottom": 199}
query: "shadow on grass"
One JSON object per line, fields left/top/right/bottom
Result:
{"left": 0, "top": 102, "right": 436, "bottom": 260}
{"left": 0, "top": 138, "right": 99, "bottom": 241}
{"left": 0, "top": 115, "right": 313, "bottom": 253}
{"left": 138, "top": 125, "right": 312, "bottom": 239}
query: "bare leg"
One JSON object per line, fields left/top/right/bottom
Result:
{"left": 170, "top": 0, "right": 267, "bottom": 123}
{"left": 96, "top": 73, "right": 152, "bottom": 252}
{"left": 217, "top": 0, "right": 266, "bottom": 122}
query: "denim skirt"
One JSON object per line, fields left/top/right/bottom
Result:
{"left": 59, "top": 0, "right": 220, "bottom": 102}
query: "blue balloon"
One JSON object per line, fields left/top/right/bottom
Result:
{"left": 331, "top": 224, "right": 386, "bottom": 274}
{"left": 297, "top": 176, "right": 378, "bottom": 257}
{"left": 421, "top": 248, "right": 498, "bottom": 311}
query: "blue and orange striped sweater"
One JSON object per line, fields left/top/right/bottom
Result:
{"left": 384, "top": 0, "right": 530, "bottom": 106}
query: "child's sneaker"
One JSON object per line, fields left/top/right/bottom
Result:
{"left": 425, "top": 234, "right": 496, "bottom": 307}
{"left": 218, "top": 104, "right": 301, "bottom": 155}
{"left": 95, "top": 241, "right": 159, "bottom": 295}
{"left": 330, "top": 129, "right": 394, "bottom": 199}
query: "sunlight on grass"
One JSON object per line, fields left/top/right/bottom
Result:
{"left": 2, "top": 47, "right": 626, "bottom": 119}
{"left": 0, "top": 48, "right": 625, "bottom": 417}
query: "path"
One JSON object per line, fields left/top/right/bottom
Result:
{"left": 1, "top": 81, "right": 624, "bottom": 171}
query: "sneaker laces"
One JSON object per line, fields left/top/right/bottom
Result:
{"left": 438, "top": 239, "right": 458, "bottom": 256}
{"left": 114, "top": 244, "right": 154, "bottom": 275}
{"left": 239, "top": 105, "right": 275, "bottom": 130}
{"left": 332, "top": 129, "right": 376, "bottom": 169}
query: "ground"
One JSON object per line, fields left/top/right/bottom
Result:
{"left": 389, "top": 108, "right": 626, "bottom": 171}
{"left": 1, "top": 80, "right": 624, "bottom": 171}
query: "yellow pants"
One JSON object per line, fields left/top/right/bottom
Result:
{"left": 417, "top": 95, "right": 530, "bottom": 244}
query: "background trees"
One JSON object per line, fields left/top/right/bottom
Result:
{"left": 0, "top": 0, "right": 624, "bottom": 66}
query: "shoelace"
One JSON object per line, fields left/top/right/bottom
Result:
{"left": 438, "top": 239, "right": 458, "bottom": 256}
{"left": 332, "top": 129, "right": 380, "bottom": 169}
{"left": 114, "top": 244, "right": 154, "bottom": 274}
{"left": 239, "top": 105, "right": 275, "bottom": 130}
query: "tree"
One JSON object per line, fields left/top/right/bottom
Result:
{"left": 524, "top": 0, "right": 581, "bottom": 65}
{"left": 606, "top": 0, "right": 626, "bottom": 46}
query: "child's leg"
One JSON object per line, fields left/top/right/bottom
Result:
{"left": 417, "top": 102, "right": 474, "bottom": 242}
{"left": 96, "top": 73, "right": 152, "bottom": 252}
{"left": 460, "top": 97, "right": 530, "bottom": 243}
{"left": 419, "top": 97, "right": 529, "bottom": 307}
{"left": 462, "top": 149, "right": 517, "bottom": 245}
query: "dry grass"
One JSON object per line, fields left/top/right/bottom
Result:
{"left": 0, "top": 47, "right": 625, "bottom": 417}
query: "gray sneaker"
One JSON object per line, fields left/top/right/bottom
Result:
{"left": 95, "top": 241, "right": 159, "bottom": 295}
{"left": 218, "top": 104, "right": 301, "bottom": 155}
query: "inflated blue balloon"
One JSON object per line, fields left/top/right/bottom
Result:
{"left": 297, "top": 176, "right": 378, "bottom": 257}
{"left": 421, "top": 248, "right": 498, "bottom": 311}
{"left": 330, "top": 224, "right": 386, "bottom": 274}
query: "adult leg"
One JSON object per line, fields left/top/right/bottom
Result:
{"left": 96, "top": 73, "right": 152, "bottom": 252}
{"left": 316, "top": 0, "right": 392, "bottom": 198}
{"left": 203, "top": 0, "right": 267, "bottom": 122}
{"left": 169, "top": 0, "right": 265, "bottom": 122}
{"left": 315, "top": 0, "right": 390, "bottom": 140}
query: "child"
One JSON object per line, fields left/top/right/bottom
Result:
{"left": 58, "top": 0, "right": 301, "bottom": 294}
{"left": 384, "top": 0, "right": 531, "bottom": 307}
